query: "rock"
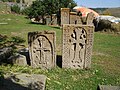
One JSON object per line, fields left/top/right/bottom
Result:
{"left": 8, "top": 53, "right": 27, "bottom": 66}
{"left": 98, "top": 85, "right": 120, "bottom": 90}
{"left": 1, "top": 73, "right": 47, "bottom": 90}
{"left": 18, "top": 48, "right": 30, "bottom": 65}
{"left": 0, "top": 47, "right": 13, "bottom": 63}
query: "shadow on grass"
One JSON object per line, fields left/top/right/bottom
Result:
{"left": 50, "top": 26, "right": 61, "bottom": 29}
{"left": 28, "top": 22, "right": 45, "bottom": 25}
{"left": 56, "top": 55, "right": 62, "bottom": 68}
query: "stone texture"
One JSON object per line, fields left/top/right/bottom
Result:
{"left": 86, "top": 12, "right": 95, "bottom": 25}
{"left": 62, "top": 24, "right": 94, "bottom": 69}
{"left": 8, "top": 53, "right": 27, "bottom": 66}
{"left": 0, "top": 47, "right": 13, "bottom": 62}
{"left": 61, "top": 8, "right": 70, "bottom": 25}
{"left": 1, "top": 73, "right": 47, "bottom": 90}
{"left": 28, "top": 31, "right": 56, "bottom": 69}
{"left": 18, "top": 48, "right": 30, "bottom": 65}
{"left": 98, "top": 85, "right": 120, "bottom": 90}
{"left": 70, "top": 12, "right": 77, "bottom": 24}
{"left": 46, "top": 16, "right": 51, "bottom": 25}
{"left": 69, "top": 12, "right": 82, "bottom": 24}
{"left": 52, "top": 14, "right": 57, "bottom": 25}
{"left": 76, "top": 16, "right": 82, "bottom": 24}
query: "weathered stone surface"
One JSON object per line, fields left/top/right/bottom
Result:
{"left": 18, "top": 48, "right": 30, "bottom": 65}
{"left": 52, "top": 14, "right": 57, "bottom": 25}
{"left": 1, "top": 73, "right": 47, "bottom": 90}
{"left": 8, "top": 53, "right": 27, "bottom": 66}
{"left": 0, "top": 47, "right": 13, "bottom": 62}
{"left": 98, "top": 85, "right": 120, "bottom": 90}
{"left": 86, "top": 12, "right": 95, "bottom": 25}
{"left": 46, "top": 17, "right": 51, "bottom": 25}
{"left": 76, "top": 16, "right": 82, "bottom": 24}
{"left": 62, "top": 24, "right": 94, "bottom": 69}
{"left": 70, "top": 12, "right": 77, "bottom": 24}
{"left": 28, "top": 31, "right": 56, "bottom": 69}
{"left": 61, "top": 8, "right": 83, "bottom": 25}
{"left": 61, "top": 8, "right": 70, "bottom": 25}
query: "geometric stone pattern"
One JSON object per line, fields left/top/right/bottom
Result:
{"left": 62, "top": 24, "right": 94, "bottom": 69}
{"left": 28, "top": 31, "right": 56, "bottom": 69}
{"left": 61, "top": 8, "right": 70, "bottom": 25}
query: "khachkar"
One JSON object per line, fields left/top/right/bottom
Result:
{"left": 62, "top": 24, "right": 94, "bottom": 69}
{"left": 61, "top": 8, "right": 70, "bottom": 25}
{"left": 28, "top": 31, "right": 56, "bottom": 69}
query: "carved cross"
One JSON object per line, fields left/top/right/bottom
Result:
{"left": 34, "top": 37, "right": 51, "bottom": 65}
{"left": 70, "top": 28, "right": 86, "bottom": 63}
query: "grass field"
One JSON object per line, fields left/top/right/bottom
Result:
{"left": 0, "top": 3, "right": 120, "bottom": 90}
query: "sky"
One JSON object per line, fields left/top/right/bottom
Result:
{"left": 74, "top": 0, "right": 120, "bottom": 8}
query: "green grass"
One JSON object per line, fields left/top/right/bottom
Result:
{"left": 0, "top": 13, "right": 62, "bottom": 54}
{"left": 0, "top": 5, "right": 120, "bottom": 90}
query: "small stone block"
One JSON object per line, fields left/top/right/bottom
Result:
{"left": 98, "top": 85, "right": 120, "bottom": 90}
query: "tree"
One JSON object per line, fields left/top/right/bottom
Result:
{"left": 27, "top": 0, "right": 77, "bottom": 24}
{"left": 59, "top": 0, "right": 77, "bottom": 9}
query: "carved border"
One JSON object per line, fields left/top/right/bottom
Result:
{"left": 28, "top": 31, "right": 56, "bottom": 69}
{"left": 62, "top": 24, "right": 94, "bottom": 69}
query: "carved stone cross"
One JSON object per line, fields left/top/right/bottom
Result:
{"left": 36, "top": 37, "right": 51, "bottom": 65}
{"left": 28, "top": 31, "right": 56, "bottom": 69}
{"left": 62, "top": 24, "right": 94, "bottom": 69}
{"left": 70, "top": 28, "right": 86, "bottom": 67}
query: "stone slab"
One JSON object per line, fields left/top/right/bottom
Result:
{"left": 8, "top": 53, "right": 27, "bottom": 66}
{"left": 76, "top": 16, "right": 82, "bottom": 24}
{"left": 62, "top": 24, "right": 94, "bottom": 69}
{"left": 70, "top": 14, "right": 77, "bottom": 24}
{"left": 1, "top": 73, "right": 47, "bottom": 90}
{"left": 46, "top": 17, "right": 51, "bottom": 25}
{"left": 98, "top": 85, "right": 120, "bottom": 90}
{"left": 61, "top": 8, "right": 70, "bottom": 25}
{"left": 52, "top": 14, "right": 57, "bottom": 25}
{"left": 28, "top": 31, "right": 56, "bottom": 69}
{"left": 86, "top": 12, "right": 95, "bottom": 25}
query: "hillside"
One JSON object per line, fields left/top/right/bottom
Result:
{"left": 106, "top": 7, "right": 120, "bottom": 17}
{"left": 92, "top": 7, "right": 120, "bottom": 17}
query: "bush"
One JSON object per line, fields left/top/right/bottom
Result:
{"left": 10, "top": 36, "right": 25, "bottom": 44}
{"left": 21, "top": 7, "right": 31, "bottom": 15}
{"left": 0, "top": 34, "right": 25, "bottom": 48}
{"left": 0, "top": 34, "right": 7, "bottom": 42}
{"left": 11, "top": 5, "right": 20, "bottom": 14}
